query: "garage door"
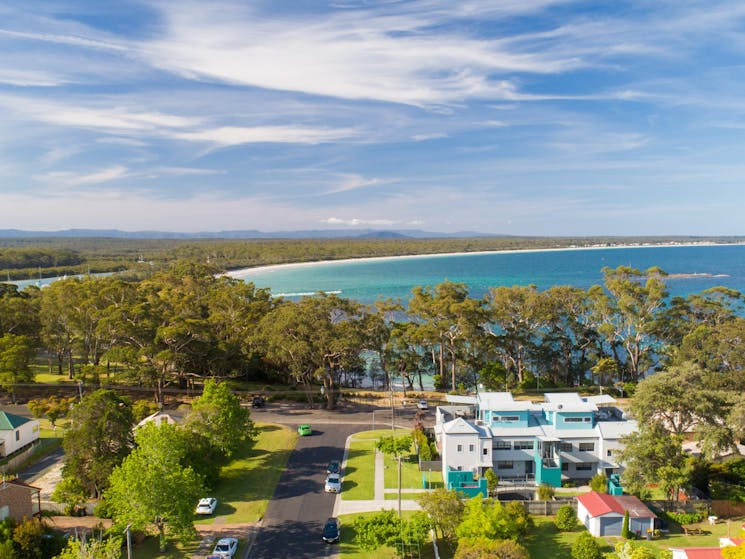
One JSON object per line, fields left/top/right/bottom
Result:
{"left": 599, "top": 516, "right": 623, "bottom": 536}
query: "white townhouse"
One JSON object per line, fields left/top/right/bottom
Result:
{"left": 434, "top": 392, "right": 637, "bottom": 490}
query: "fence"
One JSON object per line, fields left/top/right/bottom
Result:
{"left": 419, "top": 460, "right": 442, "bottom": 472}
{"left": 522, "top": 500, "right": 576, "bottom": 516}
{"left": 0, "top": 441, "right": 39, "bottom": 475}
{"left": 711, "top": 500, "right": 745, "bottom": 517}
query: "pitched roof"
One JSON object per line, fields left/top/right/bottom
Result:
{"left": 442, "top": 417, "right": 481, "bottom": 435}
{"left": 1, "top": 478, "right": 40, "bottom": 493}
{"left": 577, "top": 491, "right": 656, "bottom": 518}
{"left": 668, "top": 549, "right": 724, "bottom": 559}
{"left": 0, "top": 411, "right": 31, "bottom": 430}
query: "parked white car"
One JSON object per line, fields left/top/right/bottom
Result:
{"left": 195, "top": 497, "right": 217, "bottom": 515}
{"left": 210, "top": 537, "right": 238, "bottom": 558}
{"left": 417, "top": 400, "right": 428, "bottom": 410}
{"left": 325, "top": 473, "right": 341, "bottom": 493}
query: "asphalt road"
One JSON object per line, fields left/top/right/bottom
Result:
{"left": 248, "top": 418, "right": 361, "bottom": 559}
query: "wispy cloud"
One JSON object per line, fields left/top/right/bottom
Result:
{"left": 33, "top": 165, "right": 130, "bottom": 187}
{"left": 321, "top": 217, "right": 398, "bottom": 227}
{"left": 171, "top": 125, "right": 359, "bottom": 146}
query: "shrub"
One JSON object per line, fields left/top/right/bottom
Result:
{"left": 484, "top": 469, "right": 499, "bottom": 495}
{"left": 589, "top": 473, "right": 608, "bottom": 493}
{"left": 622, "top": 510, "right": 631, "bottom": 539}
{"left": 571, "top": 531, "right": 601, "bottom": 559}
{"left": 555, "top": 504, "right": 578, "bottom": 531}
{"left": 665, "top": 511, "right": 705, "bottom": 525}
{"left": 537, "top": 484, "right": 555, "bottom": 501}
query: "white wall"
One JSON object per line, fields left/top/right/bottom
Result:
{"left": 0, "top": 420, "right": 40, "bottom": 456}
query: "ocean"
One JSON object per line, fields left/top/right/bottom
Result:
{"left": 231, "top": 244, "right": 745, "bottom": 304}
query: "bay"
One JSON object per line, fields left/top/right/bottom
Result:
{"left": 231, "top": 244, "right": 745, "bottom": 303}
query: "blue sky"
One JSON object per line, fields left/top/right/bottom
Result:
{"left": 1, "top": 1, "right": 744, "bottom": 235}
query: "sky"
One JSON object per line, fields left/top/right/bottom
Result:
{"left": 2, "top": 1, "right": 745, "bottom": 236}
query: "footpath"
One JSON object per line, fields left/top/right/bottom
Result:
{"left": 333, "top": 435, "right": 424, "bottom": 517}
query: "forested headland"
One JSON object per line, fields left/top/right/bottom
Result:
{"left": 1, "top": 234, "right": 743, "bottom": 281}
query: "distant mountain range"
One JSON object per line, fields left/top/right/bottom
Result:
{"left": 0, "top": 228, "right": 499, "bottom": 239}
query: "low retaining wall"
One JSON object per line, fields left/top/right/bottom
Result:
{"left": 0, "top": 442, "right": 39, "bottom": 475}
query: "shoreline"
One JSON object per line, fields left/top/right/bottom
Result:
{"left": 226, "top": 241, "right": 740, "bottom": 279}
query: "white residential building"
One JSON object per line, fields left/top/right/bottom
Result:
{"left": 434, "top": 392, "right": 637, "bottom": 490}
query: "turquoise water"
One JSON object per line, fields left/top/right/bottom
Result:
{"left": 233, "top": 244, "right": 745, "bottom": 303}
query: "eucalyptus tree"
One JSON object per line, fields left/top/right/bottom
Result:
{"left": 483, "top": 284, "right": 550, "bottom": 386}
{"left": 258, "top": 293, "right": 367, "bottom": 409}
{"left": 361, "top": 299, "right": 401, "bottom": 391}
{"left": 538, "top": 285, "right": 600, "bottom": 386}
{"left": 0, "top": 284, "right": 40, "bottom": 339}
{"left": 407, "top": 281, "right": 485, "bottom": 391}
{"left": 106, "top": 422, "right": 202, "bottom": 551}
{"left": 62, "top": 389, "right": 134, "bottom": 498}
{"left": 591, "top": 266, "right": 669, "bottom": 382}
{"left": 676, "top": 317, "right": 745, "bottom": 386}
{"left": 0, "top": 333, "right": 35, "bottom": 402}
{"left": 39, "top": 279, "right": 78, "bottom": 377}
{"left": 206, "top": 277, "right": 274, "bottom": 377}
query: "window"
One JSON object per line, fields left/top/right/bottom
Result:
{"left": 497, "top": 461, "right": 514, "bottom": 470}
{"left": 457, "top": 444, "right": 463, "bottom": 452}
{"left": 561, "top": 462, "right": 569, "bottom": 471}
{"left": 565, "top": 417, "right": 584, "bottom": 423}
{"left": 469, "top": 444, "right": 475, "bottom": 452}
{"left": 15, "top": 431, "right": 19, "bottom": 441}
{"left": 483, "top": 448, "right": 488, "bottom": 456}
{"left": 583, "top": 417, "right": 592, "bottom": 422}
{"left": 559, "top": 442, "right": 573, "bottom": 452}
{"left": 579, "top": 442, "right": 595, "bottom": 452}
{"left": 495, "top": 416, "right": 520, "bottom": 422}
{"left": 514, "top": 441, "right": 534, "bottom": 450}
{"left": 576, "top": 463, "right": 593, "bottom": 471}
{"left": 493, "top": 440, "right": 511, "bottom": 450}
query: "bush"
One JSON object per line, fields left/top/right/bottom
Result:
{"left": 571, "top": 531, "right": 601, "bottom": 559}
{"left": 589, "top": 473, "right": 608, "bottom": 493}
{"left": 537, "top": 484, "right": 555, "bottom": 501}
{"left": 622, "top": 510, "right": 631, "bottom": 539}
{"left": 664, "top": 510, "right": 705, "bottom": 525}
{"left": 555, "top": 504, "right": 578, "bottom": 531}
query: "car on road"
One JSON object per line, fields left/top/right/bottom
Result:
{"left": 210, "top": 537, "right": 238, "bottom": 558}
{"left": 298, "top": 424, "right": 312, "bottom": 436}
{"left": 326, "top": 460, "right": 340, "bottom": 475}
{"left": 322, "top": 517, "right": 341, "bottom": 543}
{"left": 195, "top": 497, "right": 217, "bottom": 515}
{"left": 251, "top": 395, "right": 265, "bottom": 408}
{"left": 417, "top": 400, "right": 428, "bottom": 410}
{"left": 324, "top": 473, "right": 341, "bottom": 493}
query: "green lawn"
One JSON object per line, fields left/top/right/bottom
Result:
{"left": 131, "top": 536, "right": 201, "bottom": 559}
{"left": 343, "top": 439, "right": 376, "bottom": 500}
{"left": 338, "top": 511, "right": 448, "bottom": 559}
{"left": 194, "top": 422, "right": 296, "bottom": 524}
{"left": 523, "top": 516, "right": 614, "bottom": 559}
{"left": 384, "top": 492, "right": 428, "bottom": 500}
{"left": 383, "top": 453, "right": 443, "bottom": 490}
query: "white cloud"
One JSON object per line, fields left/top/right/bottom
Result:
{"left": 321, "top": 217, "right": 398, "bottom": 226}
{"left": 411, "top": 133, "right": 447, "bottom": 141}
{"left": 0, "top": 69, "right": 66, "bottom": 87}
{"left": 33, "top": 165, "right": 129, "bottom": 187}
{"left": 137, "top": 2, "right": 583, "bottom": 107}
{"left": 171, "top": 125, "right": 359, "bottom": 146}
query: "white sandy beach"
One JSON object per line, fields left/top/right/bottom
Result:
{"left": 225, "top": 241, "right": 735, "bottom": 279}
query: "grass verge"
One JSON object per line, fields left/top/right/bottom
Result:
{"left": 194, "top": 422, "right": 296, "bottom": 524}
{"left": 343, "top": 439, "right": 376, "bottom": 500}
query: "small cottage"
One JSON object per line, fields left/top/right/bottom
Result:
{"left": 0, "top": 411, "right": 40, "bottom": 457}
{"left": 0, "top": 478, "right": 41, "bottom": 521}
{"left": 576, "top": 491, "right": 656, "bottom": 537}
